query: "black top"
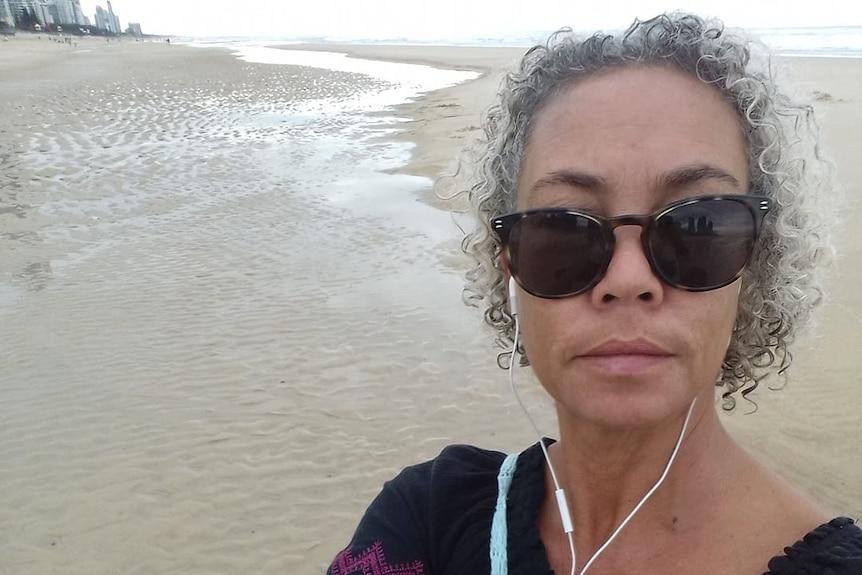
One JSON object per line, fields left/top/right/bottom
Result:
{"left": 327, "top": 443, "right": 862, "bottom": 575}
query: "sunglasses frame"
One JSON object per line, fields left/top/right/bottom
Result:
{"left": 492, "top": 194, "right": 772, "bottom": 299}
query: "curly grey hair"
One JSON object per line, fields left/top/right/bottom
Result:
{"left": 460, "top": 13, "right": 833, "bottom": 409}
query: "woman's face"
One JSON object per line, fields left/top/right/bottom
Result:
{"left": 513, "top": 65, "right": 749, "bottom": 428}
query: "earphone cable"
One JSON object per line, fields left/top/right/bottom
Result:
{"left": 509, "top": 318, "right": 578, "bottom": 575}
{"left": 508, "top": 312, "right": 696, "bottom": 575}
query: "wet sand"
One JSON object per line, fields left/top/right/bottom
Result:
{"left": 0, "top": 33, "right": 860, "bottom": 574}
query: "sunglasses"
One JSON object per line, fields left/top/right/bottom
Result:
{"left": 492, "top": 195, "right": 771, "bottom": 299}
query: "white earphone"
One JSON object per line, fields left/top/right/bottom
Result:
{"left": 508, "top": 276, "right": 519, "bottom": 316}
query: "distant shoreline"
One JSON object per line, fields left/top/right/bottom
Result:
{"left": 162, "top": 24, "right": 862, "bottom": 59}
{"left": 1, "top": 29, "right": 175, "bottom": 41}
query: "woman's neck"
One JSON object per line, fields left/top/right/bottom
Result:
{"left": 546, "top": 398, "right": 732, "bottom": 552}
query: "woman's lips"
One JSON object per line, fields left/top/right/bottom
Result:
{"left": 578, "top": 339, "right": 673, "bottom": 375}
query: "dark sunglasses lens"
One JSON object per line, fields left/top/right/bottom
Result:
{"left": 650, "top": 199, "right": 756, "bottom": 290}
{"left": 509, "top": 212, "right": 608, "bottom": 297}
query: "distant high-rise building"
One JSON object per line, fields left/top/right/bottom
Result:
{"left": 7, "top": 0, "right": 46, "bottom": 26}
{"left": 94, "top": 4, "right": 106, "bottom": 29}
{"left": 0, "top": 0, "right": 14, "bottom": 27}
{"left": 50, "top": 0, "right": 74, "bottom": 24}
{"left": 94, "top": 4, "right": 108, "bottom": 31}
{"left": 126, "top": 21, "right": 142, "bottom": 36}
{"left": 6, "top": 0, "right": 90, "bottom": 28}
{"left": 70, "top": 0, "right": 85, "bottom": 25}
{"left": 107, "top": 0, "right": 119, "bottom": 33}
{"left": 45, "top": 2, "right": 59, "bottom": 24}
{"left": 6, "top": 0, "right": 23, "bottom": 23}
{"left": 94, "top": 1, "right": 119, "bottom": 33}
{"left": 33, "top": 0, "right": 48, "bottom": 26}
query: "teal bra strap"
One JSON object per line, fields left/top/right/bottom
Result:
{"left": 490, "top": 452, "right": 519, "bottom": 575}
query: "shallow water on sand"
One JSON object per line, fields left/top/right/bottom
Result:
{"left": 0, "top": 45, "right": 551, "bottom": 574}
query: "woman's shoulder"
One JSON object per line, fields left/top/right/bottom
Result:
{"left": 766, "top": 517, "right": 862, "bottom": 574}
{"left": 428, "top": 443, "right": 510, "bottom": 474}
{"left": 387, "top": 442, "right": 546, "bottom": 504}
{"left": 327, "top": 443, "right": 527, "bottom": 575}
{"left": 722, "top": 445, "right": 861, "bottom": 574}
{"left": 388, "top": 443, "right": 509, "bottom": 492}
{"left": 382, "top": 443, "right": 520, "bottom": 528}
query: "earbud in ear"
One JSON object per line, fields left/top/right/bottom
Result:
{"left": 508, "top": 276, "right": 519, "bottom": 316}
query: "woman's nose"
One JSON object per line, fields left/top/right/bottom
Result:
{"left": 590, "top": 226, "right": 665, "bottom": 305}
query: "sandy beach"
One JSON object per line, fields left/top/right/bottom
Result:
{"left": 0, "top": 33, "right": 860, "bottom": 574}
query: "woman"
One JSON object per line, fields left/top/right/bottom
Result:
{"left": 327, "top": 13, "right": 862, "bottom": 575}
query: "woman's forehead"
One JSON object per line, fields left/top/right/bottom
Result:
{"left": 518, "top": 65, "right": 749, "bottom": 209}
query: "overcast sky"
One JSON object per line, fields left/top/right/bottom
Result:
{"left": 78, "top": 0, "right": 862, "bottom": 38}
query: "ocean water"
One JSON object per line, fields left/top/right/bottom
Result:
{"left": 183, "top": 43, "right": 479, "bottom": 238}
{"left": 753, "top": 26, "right": 862, "bottom": 57}
{"left": 186, "top": 25, "right": 862, "bottom": 58}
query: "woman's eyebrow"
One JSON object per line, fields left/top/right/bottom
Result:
{"left": 659, "top": 164, "right": 743, "bottom": 190}
{"left": 528, "top": 169, "right": 607, "bottom": 195}
{"left": 528, "top": 164, "right": 741, "bottom": 196}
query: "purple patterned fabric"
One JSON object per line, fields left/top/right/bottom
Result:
{"left": 331, "top": 540, "right": 426, "bottom": 575}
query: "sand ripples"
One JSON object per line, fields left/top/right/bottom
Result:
{"left": 0, "top": 43, "right": 547, "bottom": 574}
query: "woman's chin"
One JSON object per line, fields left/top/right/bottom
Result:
{"left": 553, "top": 388, "right": 699, "bottom": 431}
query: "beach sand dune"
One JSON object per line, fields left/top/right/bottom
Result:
{"left": 0, "top": 35, "right": 859, "bottom": 574}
